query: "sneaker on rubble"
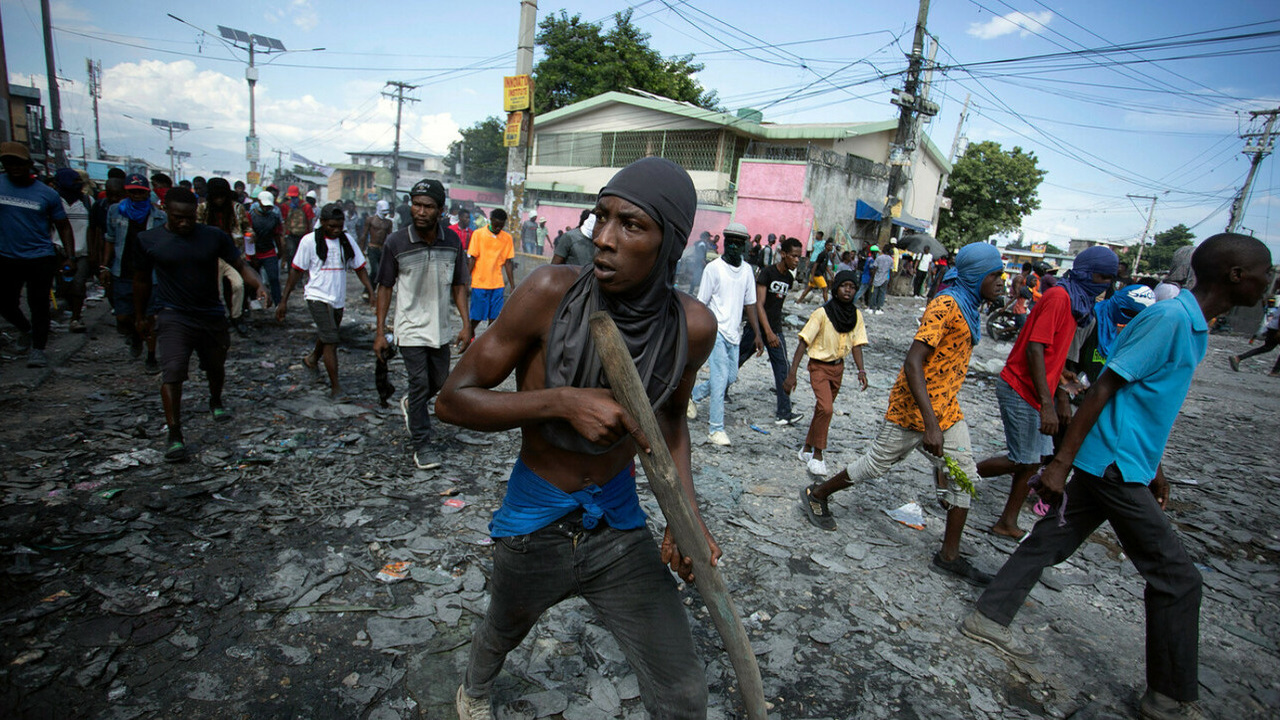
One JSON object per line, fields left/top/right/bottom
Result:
{"left": 708, "top": 430, "right": 731, "bottom": 446}
{"left": 26, "top": 348, "right": 48, "bottom": 368}
{"left": 806, "top": 457, "right": 828, "bottom": 476}
{"left": 456, "top": 685, "right": 493, "bottom": 720}
{"left": 1139, "top": 689, "right": 1203, "bottom": 720}
{"left": 960, "top": 610, "right": 1036, "bottom": 660}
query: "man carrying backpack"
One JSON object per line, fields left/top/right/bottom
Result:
{"left": 279, "top": 185, "right": 314, "bottom": 268}
{"left": 248, "top": 191, "right": 284, "bottom": 306}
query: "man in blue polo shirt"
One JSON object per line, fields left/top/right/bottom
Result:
{"left": 961, "top": 233, "right": 1273, "bottom": 720}
{"left": 0, "top": 142, "right": 75, "bottom": 368}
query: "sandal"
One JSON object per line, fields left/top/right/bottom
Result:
{"left": 800, "top": 485, "right": 837, "bottom": 531}
{"left": 164, "top": 441, "right": 187, "bottom": 462}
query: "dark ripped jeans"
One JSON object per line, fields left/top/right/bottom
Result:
{"left": 463, "top": 512, "right": 707, "bottom": 718}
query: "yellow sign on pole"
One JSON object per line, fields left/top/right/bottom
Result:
{"left": 1030, "top": 243, "right": 1047, "bottom": 254}
{"left": 504, "top": 112, "right": 524, "bottom": 148}
{"left": 504, "top": 75, "right": 531, "bottom": 112}
{"left": 246, "top": 171, "right": 261, "bottom": 186}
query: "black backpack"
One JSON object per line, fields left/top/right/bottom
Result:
{"left": 251, "top": 206, "right": 281, "bottom": 241}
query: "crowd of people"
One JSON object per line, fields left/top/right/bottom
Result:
{"left": 3, "top": 143, "right": 1279, "bottom": 720}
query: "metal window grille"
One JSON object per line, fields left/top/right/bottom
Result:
{"left": 537, "top": 130, "right": 724, "bottom": 173}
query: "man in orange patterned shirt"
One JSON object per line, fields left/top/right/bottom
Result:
{"left": 800, "top": 242, "right": 1006, "bottom": 584}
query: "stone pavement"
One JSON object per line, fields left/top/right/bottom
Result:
{"left": 0, "top": 278, "right": 1277, "bottom": 719}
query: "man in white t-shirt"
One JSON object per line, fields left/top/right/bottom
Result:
{"left": 688, "top": 222, "right": 763, "bottom": 445}
{"left": 277, "top": 203, "right": 374, "bottom": 399}
{"left": 914, "top": 252, "right": 933, "bottom": 297}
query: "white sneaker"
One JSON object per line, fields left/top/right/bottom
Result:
{"left": 797, "top": 448, "right": 814, "bottom": 463}
{"left": 686, "top": 400, "right": 697, "bottom": 420}
{"left": 455, "top": 685, "right": 493, "bottom": 720}
{"left": 708, "top": 430, "right": 731, "bottom": 446}
{"left": 807, "top": 457, "right": 828, "bottom": 476}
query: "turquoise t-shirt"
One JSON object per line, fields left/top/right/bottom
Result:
{"left": 1074, "top": 290, "right": 1207, "bottom": 485}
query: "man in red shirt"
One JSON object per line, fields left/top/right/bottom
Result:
{"left": 978, "top": 246, "right": 1118, "bottom": 539}
{"left": 449, "top": 208, "right": 473, "bottom": 252}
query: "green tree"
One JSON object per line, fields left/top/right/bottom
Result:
{"left": 1121, "top": 223, "right": 1194, "bottom": 274}
{"left": 445, "top": 117, "right": 506, "bottom": 189}
{"left": 937, "top": 140, "right": 1046, "bottom": 250}
{"left": 533, "top": 10, "right": 719, "bottom": 114}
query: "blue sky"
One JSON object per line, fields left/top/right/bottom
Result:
{"left": 4, "top": 0, "right": 1278, "bottom": 257}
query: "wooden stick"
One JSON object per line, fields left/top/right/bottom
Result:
{"left": 588, "top": 311, "right": 767, "bottom": 720}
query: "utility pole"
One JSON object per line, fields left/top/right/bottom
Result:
{"left": 273, "top": 148, "right": 286, "bottom": 183}
{"left": 40, "top": 0, "right": 67, "bottom": 167}
{"left": 504, "top": 0, "right": 538, "bottom": 240}
{"left": 86, "top": 59, "right": 103, "bottom": 159}
{"left": 1226, "top": 107, "right": 1279, "bottom": 234}
{"left": 0, "top": 5, "right": 10, "bottom": 142}
{"left": 931, "top": 92, "right": 969, "bottom": 232}
{"left": 383, "top": 81, "right": 419, "bottom": 198}
{"left": 1128, "top": 194, "right": 1158, "bottom": 270}
{"left": 878, "top": 0, "right": 935, "bottom": 246}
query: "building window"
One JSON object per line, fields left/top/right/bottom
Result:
{"left": 406, "top": 160, "right": 422, "bottom": 172}
{"left": 536, "top": 130, "right": 724, "bottom": 173}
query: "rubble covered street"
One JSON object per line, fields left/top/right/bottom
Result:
{"left": 1, "top": 284, "right": 1277, "bottom": 719}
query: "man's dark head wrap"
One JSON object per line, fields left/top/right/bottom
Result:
{"left": 543, "top": 157, "right": 695, "bottom": 455}
{"left": 1059, "top": 245, "right": 1118, "bottom": 326}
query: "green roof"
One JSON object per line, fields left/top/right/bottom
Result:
{"left": 535, "top": 91, "right": 951, "bottom": 173}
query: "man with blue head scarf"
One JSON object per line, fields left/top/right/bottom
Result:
{"left": 1068, "top": 284, "right": 1156, "bottom": 387}
{"left": 802, "top": 242, "right": 1006, "bottom": 585}
{"left": 978, "top": 245, "right": 1118, "bottom": 540}
{"left": 438, "top": 157, "right": 719, "bottom": 720}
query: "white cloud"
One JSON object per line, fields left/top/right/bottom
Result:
{"left": 967, "top": 11, "right": 1053, "bottom": 40}
{"left": 51, "top": 0, "right": 91, "bottom": 23}
{"left": 289, "top": 0, "right": 319, "bottom": 32}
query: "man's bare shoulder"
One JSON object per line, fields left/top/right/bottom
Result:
{"left": 523, "top": 264, "right": 581, "bottom": 299}
{"left": 678, "top": 291, "right": 716, "bottom": 363}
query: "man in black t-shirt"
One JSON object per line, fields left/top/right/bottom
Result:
{"left": 133, "top": 188, "right": 270, "bottom": 462}
{"left": 738, "top": 236, "right": 805, "bottom": 424}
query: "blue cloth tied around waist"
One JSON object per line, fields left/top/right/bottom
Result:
{"left": 489, "top": 457, "right": 647, "bottom": 537}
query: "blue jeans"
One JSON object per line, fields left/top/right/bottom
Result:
{"left": 738, "top": 322, "right": 791, "bottom": 419}
{"left": 870, "top": 283, "right": 887, "bottom": 310}
{"left": 464, "top": 511, "right": 706, "bottom": 717}
{"left": 366, "top": 246, "right": 383, "bottom": 287}
{"left": 692, "top": 333, "right": 739, "bottom": 433}
{"left": 256, "top": 257, "right": 281, "bottom": 305}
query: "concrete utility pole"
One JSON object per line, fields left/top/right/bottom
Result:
{"left": 931, "top": 92, "right": 969, "bottom": 232}
{"left": 40, "top": 0, "right": 67, "bottom": 167}
{"left": 0, "top": 6, "right": 10, "bottom": 142}
{"left": 1128, "top": 194, "right": 1158, "bottom": 270}
{"left": 1226, "top": 108, "right": 1279, "bottom": 234}
{"left": 878, "top": 0, "right": 935, "bottom": 246}
{"left": 86, "top": 59, "right": 103, "bottom": 159}
{"left": 504, "top": 0, "right": 538, "bottom": 240}
{"left": 383, "top": 81, "right": 420, "bottom": 198}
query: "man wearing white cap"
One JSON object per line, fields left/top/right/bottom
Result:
{"left": 519, "top": 211, "right": 539, "bottom": 254}
{"left": 688, "top": 222, "right": 764, "bottom": 445}
{"left": 359, "top": 199, "right": 394, "bottom": 292}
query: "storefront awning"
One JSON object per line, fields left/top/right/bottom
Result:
{"left": 891, "top": 210, "right": 930, "bottom": 233}
{"left": 854, "top": 199, "right": 883, "bottom": 221}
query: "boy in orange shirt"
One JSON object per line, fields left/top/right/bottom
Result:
{"left": 800, "top": 242, "right": 1006, "bottom": 584}
{"left": 467, "top": 208, "right": 515, "bottom": 336}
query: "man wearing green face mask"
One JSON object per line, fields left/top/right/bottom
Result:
{"left": 688, "top": 223, "right": 764, "bottom": 445}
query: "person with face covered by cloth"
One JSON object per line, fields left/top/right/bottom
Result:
{"left": 278, "top": 203, "right": 374, "bottom": 400}
{"left": 800, "top": 244, "right": 1007, "bottom": 586}
{"left": 1066, "top": 284, "right": 1156, "bottom": 395}
{"left": 687, "top": 224, "right": 764, "bottom": 446}
{"left": 784, "top": 271, "right": 869, "bottom": 477}
{"left": 976, "top": 246, "right": 1118, "bottom": 541}
{"left": 103, "top": 173, "right": 167, "bottom": 372}
{"left": 436, "top": 157, "right": 720, "bottom": 720}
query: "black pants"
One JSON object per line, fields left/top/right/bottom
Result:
{"left": 913, "top": 269, "right": 928, "bottom": 296}
{"left": 976, "top": 464, "right": 1202, "bottom": 701}
{"left": 737, "top": 322, "right": 792, "bottom": 419}
{"left": 401, "top": 345, "right": 451, "bottom": 450}
{"left": 1237, "top": 329, "right": 1280, "bottom": 373}
{"left": 0, "top": 255, "right": 57, "bottom": 350}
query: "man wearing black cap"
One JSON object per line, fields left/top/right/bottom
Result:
{"left": 437, "top": 157, "right": 719, "bottom": 719}
{"left": 0, "top": 142, "right": 76, "bottom": 367}
{"left": 373, "top": 179, "right": 471, "bottom": 470}
{"left": 132, "top": 187, "right": 269, "bottom": 461}
{"left": 103, "top": 173, "right": 168, "bottom": 372}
